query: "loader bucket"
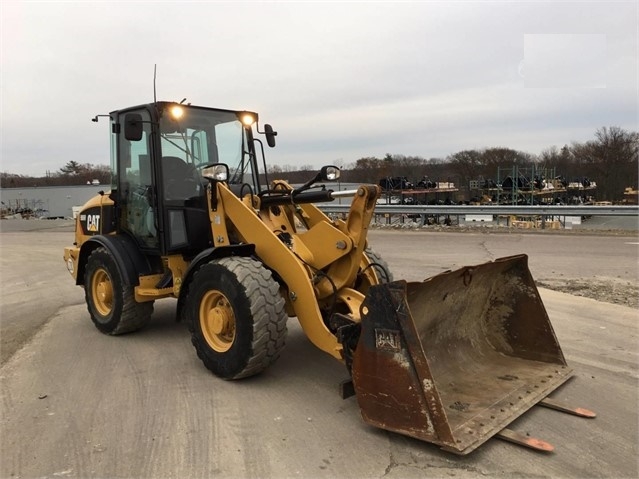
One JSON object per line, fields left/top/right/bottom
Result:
{"left": 351, "top": 254, "right": 573, "bottom": 455}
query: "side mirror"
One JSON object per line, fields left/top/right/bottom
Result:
{"left": 202, "top": 164, "right": 229, "bottom": 182}
{"left": 320, "top": 165, "right": 340, "bottom": 182}
{"left": 293, "top": 165, "right": 341, "bottom": 196}
{"left": 264, "top": 124, "right": 277, "bottom": 148}
{"left": 124, "top": 113, "right": 143, "bottom": 141}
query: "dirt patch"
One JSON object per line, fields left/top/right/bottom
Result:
{"left": 535, "top": 277, "right": 639, "bottom": 309}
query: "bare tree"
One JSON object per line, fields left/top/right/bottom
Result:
{"left": 448, "top": 149, "right": 483, "bottom": 186}
{"left": 572, "top": 127, "right": 639, "bottom": 200}
{"left": 480, "top": 147, "right": 535, "bottom": 180}
{"left": 349, "top": 157, "right": 387, "bottom": 183}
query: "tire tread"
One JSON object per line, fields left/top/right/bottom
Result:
{"left": 85, "top": 246, "right": 153, "bottom": 335}
{"left": 188, "top": 257, "right": 287, "bottom": 379}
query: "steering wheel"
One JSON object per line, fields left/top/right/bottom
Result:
{"left": 165, "top": 177, "right": 201, "bottom": 200}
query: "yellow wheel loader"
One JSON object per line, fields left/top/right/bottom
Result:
{"left": 64, "top": 101, "right": 593, "bottom": 454}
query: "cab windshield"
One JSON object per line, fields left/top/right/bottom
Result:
{"left": 158, "top": 106, "right": 255, "bottom": 186}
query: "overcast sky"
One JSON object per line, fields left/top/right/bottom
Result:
{"left": 1, "top": 1, "right": 637, "bottom": 177}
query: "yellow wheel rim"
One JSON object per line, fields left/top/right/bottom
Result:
{"left": 200, "top": 290, "right": 236, "bottom": 352}
{"left": 91, "top": 268, "right": 113, "bottom": 317}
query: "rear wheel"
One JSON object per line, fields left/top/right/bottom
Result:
{"left": 84, "top": 247, "right": 153, "bottom": 334}
{"left": 187, "top": 257, "right": 287, "bottom": 379}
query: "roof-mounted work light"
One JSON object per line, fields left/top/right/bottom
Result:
{"left": 170, "top": 105, "right": 184, "bottom": 120}
{"left": 239, "top": 112, "right": 257, "bottom": 127}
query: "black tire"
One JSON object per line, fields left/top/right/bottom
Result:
{"left": 363, "top": 247, "right": 394, "bottom": 284}
{"left": 186, "top": 257, "right": 287, "bottom": 380}
{"left": 84, "top": 246, "right": 153, "bottom": 335}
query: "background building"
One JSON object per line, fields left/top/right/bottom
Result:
{"left": 0, "top": 185, "right": 107, "bottom": 218}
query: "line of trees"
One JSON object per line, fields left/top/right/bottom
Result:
{"left": 277, "top": 126, "right": 638, "bottom": 202}
{"left": 0, "top": 161, "right": 110, "bottom": 188}
{"left": 2, "top": 126, "right": 637, "bottom": 201}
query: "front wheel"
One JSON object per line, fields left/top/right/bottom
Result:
{"left": 84, "top": 246, "right": 153, "bottom": 334}
{"left": 356, "top": 247, "right": 394, "bottom": 295}
{"left": 363, "top": 247, "right": 394, "bottom": 283}
{"left": 187, "top": 257, "right": 287, "bottom": 380}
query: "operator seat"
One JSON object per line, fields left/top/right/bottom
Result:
{"left": 162, "top": 156, "right": 201, "bottom": 200}
{"left": 161, "top": 156, "right": 209, "bottom": 251}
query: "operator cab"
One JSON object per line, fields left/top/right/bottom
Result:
{"left": 109, "top": 102, "right": 268, "bottom": 256}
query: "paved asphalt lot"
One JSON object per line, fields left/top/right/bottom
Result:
{"left": 1, "top": 219, "right": 637, "bottom": 478}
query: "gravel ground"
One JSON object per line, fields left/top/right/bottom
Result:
{"left": 535, "top": 277, "right": 638, "bottom": 309}
{"left": 3, "top": 217, "right": 637, "bottom": 309}
{"left": 372, "top": 221, "right": 639, "bottom": 308}
{"left": 371, "top": 221, "right": 639, "bottom": 237}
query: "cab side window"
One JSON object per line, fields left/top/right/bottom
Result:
{"left": 118, "top": 110, "right": 158, "bottom": 249}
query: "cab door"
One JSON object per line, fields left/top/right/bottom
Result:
{"left": 115, "top": 108, "right": 159, "bottom": 251}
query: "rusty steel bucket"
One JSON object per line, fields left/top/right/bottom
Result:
{"left": 351, "top": 254, "right": 573, "bottom": 455}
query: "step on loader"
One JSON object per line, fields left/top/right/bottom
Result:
{"left": 64, "top": 101, "right": 594, "bottom": 455}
